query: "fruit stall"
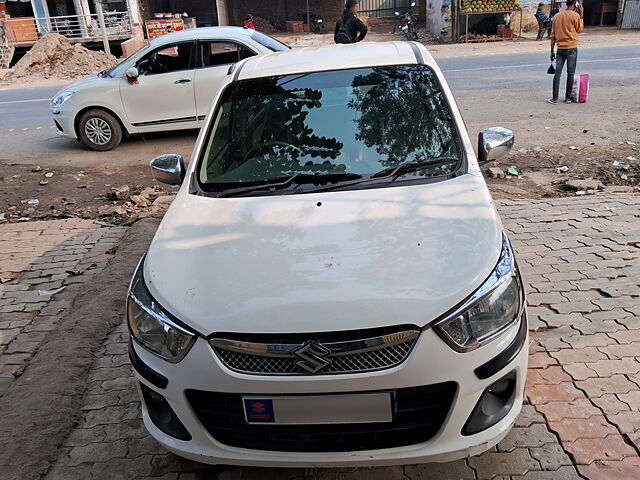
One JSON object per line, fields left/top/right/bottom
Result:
{"left": 455, "top": 0, "right": 523, "bottom": 43}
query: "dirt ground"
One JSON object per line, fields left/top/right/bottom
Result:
{"left": 484, "top": 142, "right": 639, "bottom": 200}
{"left": 0, "top": 163, "right": 177, "bottom": 225}
{"left": 1, "top": 141, "right": 637, "bottom": 225}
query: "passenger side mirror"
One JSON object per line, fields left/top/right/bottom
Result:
{"left": 125, "top": 67, "right": 139, "bottom": 79}
{"left": 478, "top": 127, "right": 514, "bottom": 163}
{"left": 150, "top": 154, "right": 185, "bottom": 185}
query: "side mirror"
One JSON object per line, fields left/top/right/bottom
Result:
{"left": 478, "top": 127, "right": 514, "bottom": 163}
{"left": 125, "top": 67, "right": 139, "bottom": 79}
{"left": 395, "top": 11, "right": 400, "bottom": 16}
{"left": 150, "top": 154, "right": 185, "bottom": 185}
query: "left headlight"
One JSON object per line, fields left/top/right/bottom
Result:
{"left": 434, "top": 235, "right": 524, "bottom": 352}
{"left": 50, "top": 90, "right": 74, "bottom": 113}
{"left": 127, "top": 256, "right": 197, "bottom": 363}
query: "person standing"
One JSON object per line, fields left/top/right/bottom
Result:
{"left": 548, "top": 0, "right": 584, "bottom": 104}
{"left": 550, "top": 2, "right": 561, "bottom": 18}
{"left": 535, "top": 3, "right": 551, "bottom": 41}
{"left": 334, "top": 0, "right": 368, "bottom": 44}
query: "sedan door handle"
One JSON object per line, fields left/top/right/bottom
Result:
{"left": 174, "top": 78, "right": 192, "bottom": 84}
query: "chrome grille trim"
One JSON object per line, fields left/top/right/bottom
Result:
{"left": 209, "top": 329, "right": 420, "bottom": 375}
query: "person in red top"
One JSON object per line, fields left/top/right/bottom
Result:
{"left": 243, "top": 14, "right": 255, "bottom": 29}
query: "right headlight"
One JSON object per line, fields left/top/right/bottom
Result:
{"left": 434, "top": 235, "right": 524, "bottom": 352}
{"left": 127, "top": 255, "right": 197, "bottom": 363}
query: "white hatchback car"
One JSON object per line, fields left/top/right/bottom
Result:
{"left": 127, "top": 42, "right": 528, "bottom": 467}
{"left": 50, "top": 27, "right": 289, "bottom": 151}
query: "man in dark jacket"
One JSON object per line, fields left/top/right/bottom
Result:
{"left": 334, "top": 0, "right": 368, "bottom": 44}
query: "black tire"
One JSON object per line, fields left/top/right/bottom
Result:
{"left": 78, "top": 109, "right": 123, "bottom": 151}
{"left": 404, "top": 30, "right": 413, "bottom": 41}
{"left": 409, "top": 24, "right": 418, "bottom": 41}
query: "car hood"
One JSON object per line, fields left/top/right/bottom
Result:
{"left": 53, "top": 73, "right": 104, "bottom": 96}
{"left": 145, "top": 173, "right": 503, "bottom": 335}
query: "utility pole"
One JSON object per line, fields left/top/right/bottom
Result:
{"left": 95, "top": 1, "right": 111, "bottom": 55}
{"left": 306, "top": 0, "right": 311, "bottom": 34}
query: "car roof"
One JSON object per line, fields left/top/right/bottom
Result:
{"left": 150, "top": 26, "right": 255, "bottom": 46}
{"left": 234, "top": 41, "right": 437, "bottom": 81}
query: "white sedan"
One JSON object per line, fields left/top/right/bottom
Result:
{"left": 50, "top": 27, "right": 289, "bottom": 151}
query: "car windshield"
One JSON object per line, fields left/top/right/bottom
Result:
{"left": 197, "top": 65, "right": 463, "bottom": 194}
{"left": 104, "top": 43, "right": 152, "bottom": 78}
{"left": 251, "top": 31, "right": 290, "bottom": 51}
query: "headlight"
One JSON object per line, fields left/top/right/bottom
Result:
{"left": 434, "top": 235, "right": 524, "bottom": 352}
{"left": 50, "top": 90, "right": 74, "bottom": 113}
{"left": 127, "top": 256, "right": 197, "bottom": 363}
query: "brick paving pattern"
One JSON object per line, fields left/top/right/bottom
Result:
{"left": 8, "top": 194, "right": 640, "bottom": 479}
{"left": 0, "top": 219, "right": 126, "bottom": 395}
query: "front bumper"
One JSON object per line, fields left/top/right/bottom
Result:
{"left": 51, "top": 109, "right": 77, "bottom": 139}
{"left": 130, "top": 316, "right": 528, "bottom": 467}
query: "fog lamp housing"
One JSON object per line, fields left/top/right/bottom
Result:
{"left": 462, "top": 371, "right": 517, "bottom": 436}
{"left": 140, "top": 382, "right": 191, "bottom": 440}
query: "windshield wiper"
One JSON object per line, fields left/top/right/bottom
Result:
{"left": 371, "top": 157, "right": 460, "bottom": 180}
{"left": 304, "top": 157, "right": 460, "bottom": 194}
{"left": 214, "top": 172, "right": 362, "bottom": 197}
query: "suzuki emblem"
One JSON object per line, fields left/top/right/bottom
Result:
{"left": 293, "top": 341, "right": 331, "bottom": 374}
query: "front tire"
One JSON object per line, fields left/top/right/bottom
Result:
{"left": 78, "top": 109, "right": 123, "bottom": 151}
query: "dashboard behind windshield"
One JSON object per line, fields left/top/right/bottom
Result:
{"left": 198, "top": 65, "right": 464, "bottom": 194}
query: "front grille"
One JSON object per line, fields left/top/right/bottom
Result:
{"left": 209, "top": 327, "right": 420, "bottom": 376}
{"left": 186, "top": 382, "right": 457, "bottom": 452}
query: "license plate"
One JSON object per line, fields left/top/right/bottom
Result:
{"left": 402, "top": 25, "right": 409, "bottom": 31}
{"left": 243, "top": 393, "right": 392, "bottom": 425}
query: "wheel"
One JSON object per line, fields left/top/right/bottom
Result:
{"left": 78, "top": 109, "right": 123, "bottom": 151}
{"left": 409, "top": 24, "right": 418, "bottom": 41}
{"left": 404, "top": 30, "right": 413, "bottom": 41}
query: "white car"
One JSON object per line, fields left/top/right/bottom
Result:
{"left": 127, "top": 42, "right": 528, "bottom": 467}
{"left": 50, "top": 27, "right": 289, "bottom": 151}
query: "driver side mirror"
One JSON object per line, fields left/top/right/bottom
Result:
{"left": 478, "top": 127, "right": 514, "bottom": 163}
{"left": 150, "top": 154, "right": 185, "bottom": 185}
{"left": 125, "top": 67, "right": 139, "bottom": 79}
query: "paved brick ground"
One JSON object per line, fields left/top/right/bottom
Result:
{"left": 0, "top": 219, "right": 126, "bottom": 395}
{"left": 9, "top": 194, "right": 640, "bottom": 479}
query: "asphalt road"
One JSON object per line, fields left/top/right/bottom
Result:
{"left": 0, "top": 44, "right": 638, "bottom": 167}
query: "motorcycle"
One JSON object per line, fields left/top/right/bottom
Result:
{"left": 297, "top": 10, "right": 325, "bottom": 34}
{"left": 309, "top": 12, "right": 324, "bottom": 34}
{"left": 395, "top": 2, "right": 418, "bottom": 41}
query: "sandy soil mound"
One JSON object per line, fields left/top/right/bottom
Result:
{"left": 7, "top": 33, "right": 117, "bottom": 81}
{"left": 253, "top": 16, "right": 277, "bottom": 34}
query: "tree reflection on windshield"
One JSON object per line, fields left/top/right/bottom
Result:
{"left": 348, "top": 66, "right": 459, "bottom": 169}
{"left": 237, "top": 80, "right": 342, "bottom": 164}
{"left": 199, "top": 65, "right": 462, "bottom": 189}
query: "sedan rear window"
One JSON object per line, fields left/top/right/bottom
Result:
{"left": 198, "top": 65, "right": 463, "bottom": 194}
{"left": 251, "top": 31, "right": 290, "bottom": 52}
